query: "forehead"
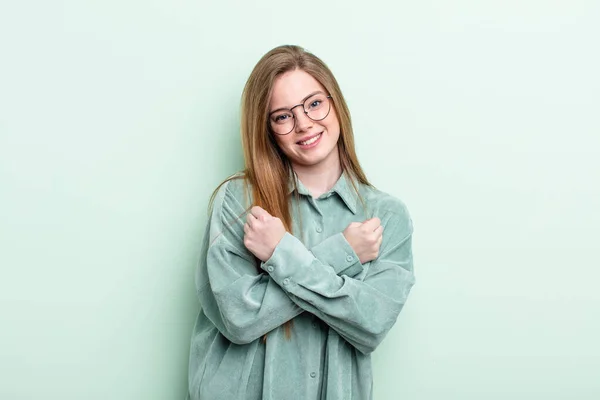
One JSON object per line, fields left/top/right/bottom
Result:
{"left": 269, "top": 69, "right": 326, "bottom": 110}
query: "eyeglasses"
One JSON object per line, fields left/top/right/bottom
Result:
{"left": 268, "top": 92, "right": 332, "bottom": 135}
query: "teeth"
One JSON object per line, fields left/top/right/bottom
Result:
{"left": 299, "top": 134, "right": 321, "bottom": 146}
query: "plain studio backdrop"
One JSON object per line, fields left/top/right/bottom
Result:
{"left": 1, "top": 1, "right": 598, "bottom": 399}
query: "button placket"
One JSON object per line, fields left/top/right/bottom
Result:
{"left": 314, "top": 211, "right": 324, "bottom": 234}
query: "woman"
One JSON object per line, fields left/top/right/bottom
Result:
{"left": 187, "top": 45, "right": 415, "bottom": 400}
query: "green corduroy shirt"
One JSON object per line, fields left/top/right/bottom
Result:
{"left": 187, "top": 172, "right": 415, "bottom": 400}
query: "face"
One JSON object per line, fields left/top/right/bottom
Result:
{"left": 268, "top": 69, "right": 341, "bottom": 171}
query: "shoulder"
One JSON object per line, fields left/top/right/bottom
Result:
{"left": 209, "top": 172, "right": 255, "bottom": 228}
{"left": 360, "top": 185, "right": 414, "bottom": 241}
{"left": 363, "top": 185, "right": 411, "bottom": 220}
{"left": 212, "top": 172, "right": 252, "bottom": 210}
{"left": 207, "top": 173, "right": 253, "bottom": 244}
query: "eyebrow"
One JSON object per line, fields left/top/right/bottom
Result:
{"left": 269, "top": 91, "right": 324, "bottom": 115}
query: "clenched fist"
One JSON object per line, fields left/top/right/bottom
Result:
{"left": 343, "top": 218, "right": 383, "bottom": 264}
{"left": 243, "top": 206, "right": 286, "bottom": 262}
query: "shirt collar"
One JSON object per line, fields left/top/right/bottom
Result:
{"left": 287, "top": 171, "right": 359, "bottom": 214}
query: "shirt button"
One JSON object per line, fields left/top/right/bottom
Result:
{"left": 267, "top": 265, "right": 274, "bottom": 272}
{"left": 346, "top": 255, "right": 354, "bottom": 262}
{"left": 283, "top": 278, "right": 290, "bottom": 285}
{"left": 315, "top": 226, "right": 322, "bottom": 233}
{"left": 312, "top": 322, "right": 318, "bottom": 329}
{"left": 310, "top": 372, "right": 316, "bottom": 378}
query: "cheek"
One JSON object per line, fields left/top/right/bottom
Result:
{"left": 326, "top": 115, "right": 341, "bottom": 138}
{"left": 272, "top": 135, "right": 295, "bottom": 152}
{"left": 324, "top": 107, "right": 340, "bottom": 131}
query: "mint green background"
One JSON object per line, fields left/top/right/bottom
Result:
{"left": 1, "top": 1, "right": 599, "bottom": 399}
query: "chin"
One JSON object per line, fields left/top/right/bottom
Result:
{"left": 297, "top": 150, "right": 337, "bottom": 167}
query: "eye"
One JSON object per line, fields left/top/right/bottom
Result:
{"left": 273, "top": 113, "right": 292, "bottom": 123}
{"left": 306, "top": 94, "right": 327, "bottom": 110}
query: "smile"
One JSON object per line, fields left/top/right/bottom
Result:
{"left": 297, "top": 133, "right": 323, "bottom": 147}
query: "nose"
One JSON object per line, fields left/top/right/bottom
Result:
{"left": 292, "top": 108, "right": 313, "bottom": 133}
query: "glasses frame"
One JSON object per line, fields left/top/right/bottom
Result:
{"left": 268, "top": 93, "right": 333, "bottom": 136}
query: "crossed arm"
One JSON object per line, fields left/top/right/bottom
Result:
{"left": 196, "top": 182, "right": 415, "bottom": 354}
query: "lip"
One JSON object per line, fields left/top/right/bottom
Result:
{"left": 296, "top": 132, "right": 323, "bottom": 145}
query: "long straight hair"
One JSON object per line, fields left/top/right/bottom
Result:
{"left": 211, "top": 45, "right": 372, "bottom": 339}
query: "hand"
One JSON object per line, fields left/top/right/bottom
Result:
{"left": 243, "top": 206, "right": 287, "bottom": 262}
{"left": 343, "top": 218, "right": 383, "bottom": 264}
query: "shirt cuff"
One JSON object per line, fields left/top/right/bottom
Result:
{"left": 261, "top": 232, "right": 314, "bottom": 288}
{"left": 309, "top": 233, "right": 363, "bottom": 277}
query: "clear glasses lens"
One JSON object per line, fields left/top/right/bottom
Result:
{"left": 270, "top": 94, "right": 331, "bottom": 135}
{"left": 270, "top": 110, "right": 294, "bottom": 135}
{"left": 305, "top": 93, "right": 330, "bottom": 121}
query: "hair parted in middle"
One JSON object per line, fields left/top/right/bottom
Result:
{"left": 239, "top": 44, "right": 371, "bottom": 230}
{"left": 211, "top": 44, "right": 372, "bottom": 340}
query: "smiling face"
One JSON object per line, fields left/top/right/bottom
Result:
{"left": 268, "top": 69, "right": 341, "bottom": 172}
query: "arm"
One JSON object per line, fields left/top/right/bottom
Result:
{"left": 195, "top": 180, "right": 303, "bottom": 345}
{"left": 309, "top": 233, "right": 363, "bottom": 278}
{"left": 261, "top": 209, "right": 415, "bottom": 354}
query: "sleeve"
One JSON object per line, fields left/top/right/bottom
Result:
{"left": 195, "top": 180, "right": 303, "bottom": 345}
{"left": 260, "top": 209, "right": 415, "bottom": 355}
{"left": 309, "top": 233, "right": 364, "bottom": 278}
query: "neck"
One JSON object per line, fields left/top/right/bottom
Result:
{"left": 292, "top": 148, "right": 342, "bottom": 198}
